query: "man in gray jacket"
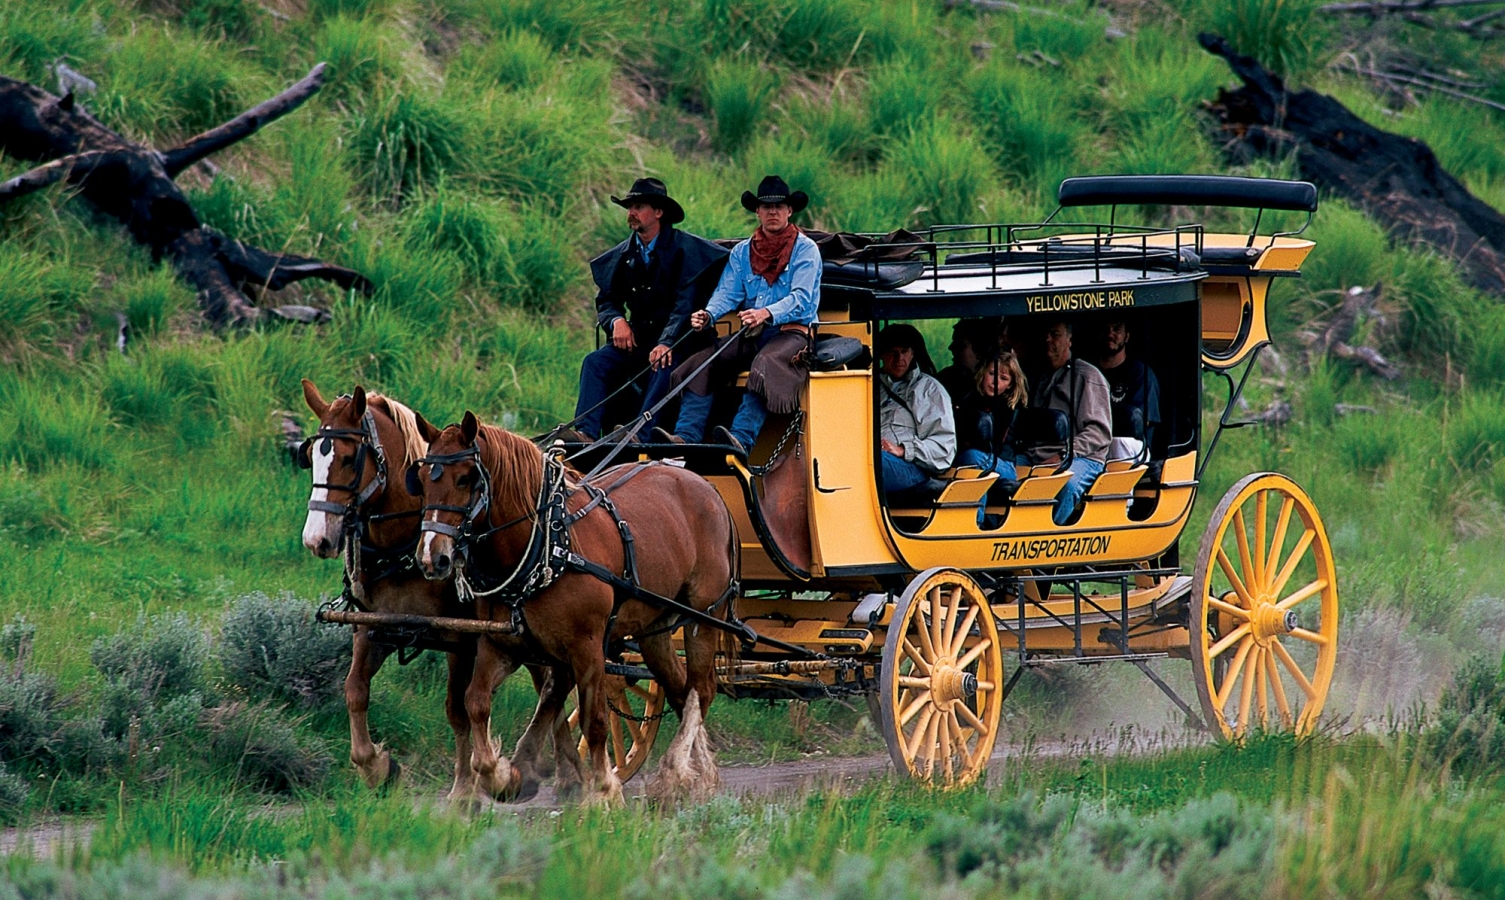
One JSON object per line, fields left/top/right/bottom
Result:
{"left": 876, "top": 324, "right": 956, "bottom": 493}
{"left": 1029, "top": 320, "right": 1112, "bottom": 525}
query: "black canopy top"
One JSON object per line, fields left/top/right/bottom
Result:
{"left": 1057, "top": 175, "right": 1318, "bottom": 213}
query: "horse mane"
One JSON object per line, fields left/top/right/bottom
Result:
{"left": 366, "top": 394, "right": 428, "bottom": 468}
{"left": 475, "top": 423, "right": 545, "bottom": 520}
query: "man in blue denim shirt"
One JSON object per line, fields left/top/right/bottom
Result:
{"left": 658, "top": 176, "right": 821, "bottom": 455}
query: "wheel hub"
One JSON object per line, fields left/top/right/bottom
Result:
{"left": 930, "top": 658, "right": 973, "bottom": 710}
{"left": 1252, "top": 602, "right": 1298, "bottom": 643}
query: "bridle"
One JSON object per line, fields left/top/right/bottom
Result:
{"left": 416, "top": 442, "right": 572, "bottom": 618}
{"left": 299, "top": 404, "right": 415, "bottom": 603}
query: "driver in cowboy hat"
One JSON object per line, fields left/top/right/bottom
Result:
{"left": 657, "top": 175, "right": 822, "bottom": 455}
{"left": 566, "top": 177, "right": 729, "bottom": 441}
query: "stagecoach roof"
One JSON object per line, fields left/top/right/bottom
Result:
{"left": 832, "top": 262, "right": 1204, "bottom": 322}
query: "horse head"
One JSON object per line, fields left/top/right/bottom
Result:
{"left": 300, "top": 379, "right": 428, "bottom": 560}
{"left": 414, "top": 411, "right": 485, "bottom": 581}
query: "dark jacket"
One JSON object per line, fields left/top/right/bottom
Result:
{"left": 955, "top": 390, "right": 1021, "bottom": 460}
{"left": 589, "top": 226, "right": 730, "bottom": 348}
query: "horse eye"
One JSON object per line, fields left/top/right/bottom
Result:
{"left": 341, "top": 454, "right": 355, "bottom": 466}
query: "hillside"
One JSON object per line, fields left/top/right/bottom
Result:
{"left": 4, "top": 0, "right": 1505, "bottom": 835}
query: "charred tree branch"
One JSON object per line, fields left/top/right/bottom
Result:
{"left": 0, "top": 65, "right": 367, "bottom": 330}
{"left": 162, "top": 64, "right": 327, "bottom": 178}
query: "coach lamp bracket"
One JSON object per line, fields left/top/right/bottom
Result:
{"left": 1197, "top": 343, "right": 1267, "bottom": 482}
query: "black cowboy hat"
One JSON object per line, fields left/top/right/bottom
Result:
{"left": 740, "top": 174, "right": 809, "bottom": 214}
{"left": 611, "top": 177, "right": 685, "bottom": 226}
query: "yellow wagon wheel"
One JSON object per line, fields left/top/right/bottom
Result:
{"left": 1190, "top": 473, "right": 1338, "bottom": 739}
{"left": 880, "top": 568, "right": 1004, "bottom": 786}
{"left": 566, "top": 675, "right": 666, "bottom": 782}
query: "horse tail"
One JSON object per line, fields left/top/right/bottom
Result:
{"left": 714, "top": 503, "right": 742, "bottom": 698}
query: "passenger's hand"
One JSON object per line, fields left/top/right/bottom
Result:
{"left": 611, "top": 318, "right": 636, "bottom": 351}
{"left": 690, "top": 310, "right": 711, "bottom": 331}
{"left": 738, "top": 307, "right": 772, "bottom": 329}
{"left": 649, "top": 344, "right": 672, "bottom": 370}
{"left": 881, "top": 439, "right": 904, "bottom": 458}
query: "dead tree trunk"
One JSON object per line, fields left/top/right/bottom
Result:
{"left": 0, "top": 64, "right": 370, "bottom": 328}
{"left": 1199, "top": 32, "right": 1505, "bottom": 296}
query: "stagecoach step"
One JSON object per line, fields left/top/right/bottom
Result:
{"left": 1023, "top": 652, "right": 1170, "bottom": 666}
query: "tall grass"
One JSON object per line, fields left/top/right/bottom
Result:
{"left": 704, "top": 58, "right": 779, "bottom": 155}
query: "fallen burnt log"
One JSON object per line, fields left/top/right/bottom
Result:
{"left": 0, "top": 64, "right": 371, "bottom": 328}
{"left": 1199, "top": 32, "right": 1505, "bottom": 295}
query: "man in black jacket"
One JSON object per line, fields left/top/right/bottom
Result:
{"left": 570, "top": 178, "right": 729, "bottom": 439}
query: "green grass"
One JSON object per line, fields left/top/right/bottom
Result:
{"left": 3, "top": 2, "right": 1505, "bottom": 882}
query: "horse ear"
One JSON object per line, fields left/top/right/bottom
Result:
{"left": 302, "top": 379, "right": 329, "bottom": 417}
{"left": 461, "top": 411, "right": 479, "bottom": 446}
{"left": 351, "top": 385, "right": 367, "bottom": 418}
{"left": 413, "top": 410, "right": 441, "bottom": 443}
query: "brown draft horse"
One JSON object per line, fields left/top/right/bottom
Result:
{"left": 299, "top": 382, "right": 582, "bottom": 800}
{"left": 412, "top": 411, "right": 739, "bottom": 804}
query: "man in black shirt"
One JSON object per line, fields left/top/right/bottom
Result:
{"left": 1096, "top": 320, "right": 1160, "bottom": 460}
{"left": 571, "top": 178, "right": 728, "bottom": 440}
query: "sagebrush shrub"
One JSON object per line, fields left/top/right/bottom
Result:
{"left": 0, "top": 761, "right": 28, "bottom": 819}
{"left": 0, "top": 671, "right": 62, "bottom": 764}
{"left": 202, "top": 701, "right": 331, "bottom": 793}
{"left": 1430, "top": 652, "right": 1505, "bottom": 771}
{"left": 219, "top": 592, "right": 351, "bottom": 709}
{"left": 90, "top": 612, "right": 210, "bottom": 703}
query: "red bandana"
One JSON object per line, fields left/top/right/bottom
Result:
{"left": 748, "top": 224, "right": 800, "bottom": 285}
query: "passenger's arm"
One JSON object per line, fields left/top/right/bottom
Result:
{"left": 761, "top": 240, "right": 821, "bottom": 326}
{"left": 904, "top": 378, "right": 958, "bottom": 473}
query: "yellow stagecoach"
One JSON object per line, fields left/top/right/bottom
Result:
{"left": 565, "top": 175, "right": 1337, "bottom": 787}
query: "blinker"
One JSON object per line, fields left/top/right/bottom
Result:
{"left": 320, "top": 436, "right": 334, "bottom": 455}
{"left": 430, "top": 463, "right": 444, "bottom": 481}
{"left": 404, "top": 465, "right": 422, "bottom": 496}
{"left": 296, "top": 438, "right": 313, "bottom": 469}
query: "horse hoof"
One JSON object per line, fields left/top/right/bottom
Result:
{"left": 555, "top": 778, "right": 583, "bottom": 803}
{"left": 511, "top": 777, "right": 541, "bottom": 802}
{"left": 381, "top": 756, "right": 402, "bottom": 791}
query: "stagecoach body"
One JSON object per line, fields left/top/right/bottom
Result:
{"left": 568, "top": 176, "right": 1339, "bottom": 786}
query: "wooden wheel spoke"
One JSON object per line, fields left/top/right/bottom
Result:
{"left": 974, "top": 679, "right": 996, "bottom": 692}
{"left": 1215, "top": 548, "right": 1257, "bottom": 608}
{"left": 627, "top": 683, "right": 653, "bottom": 703}
{"left": 1233, "top": 507, "right": 1258, "bottom": 591}
{"left": 897, "top": 675, "right": 931, "bottom": 690}
{"left": 1254, "top": 650, "right": 1268, "bottom": 727}
{"left": 915, "top": 613, "right": 939, "bottom": 664}
{"left": 949, "top": 713, "right": 971, "bottom": 768}
{"left": 898, "top": 690, "right": 932, "bottom": 726}
{"left": 903, "top": 706, "right": 935, "bottom": 760}
{"left": 956, "top": 638, "right": 992, "bottom": 670}
{"left": 928, "top": 589, "right": 945, "bottom": 663}
{"left": 1265, "top": 496, "right": 1295, "bottom": 587}
{"left": 609, "top": 714, "right": 626, "bottom": 764}
{"left": 1276, "top": 578, "right": 1328, "bottom": 612}
{"left": 1208, "top": 623, "right": 1251, "bottom": 659}
{"left": 939, "top": 711, "right": 953, "bottom": 778}
{"left": 1214, "top": 639, "right": 1256, "bottom": 709}
{"left": 1267, "top": 647, "right": 1294, "bottom": 727}
{"left": 1236, "top": 643, "right": 1257, "bottom": 732}
{"left": 1289, "top": 627, "right": 1329, "bottom": 646}
{"left": 901, "top": 639, "right": 932, "bottom": 675}
{"left": 1271, "top": 640, "right": 1317, "bottom": 700}
{"left": 955, "top": 700, "right": 987, "bottom": 733}
{"left": 1208, "top": 596, "right": 1251, "bottom": 620}
{"left": 1254, "top": 491, "right": 1268, "bottom": 589}
{"left": 949, "top": 605, "right": 981, "bottom": 657}
{"left": 1269, "top": 529, "right": 1316, "bottom": 599}
{"left": 941, "top": 586, "right": 962, "bottom": 649}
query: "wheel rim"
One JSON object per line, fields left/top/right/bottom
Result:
{"left": 1190, "top": 473, "right": 1338, "bottom": 740}
{"left": 880, "top": 568, "right": 1004, "bottom": 786}
{"left": 567, "top": 675, "right": 665, "bottom": 782}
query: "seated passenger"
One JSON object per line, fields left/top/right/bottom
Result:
{"left": 955, "top": 348, "right": 1029, "bottom": 481}
{"left": 1029, "top": 320, "right": 1112, "bottom": 526}
{"left": 936, "top": 317, "right": 1001, "bottom": 403}
{"left": 876, "top": 324, "right": 956, "bottom": 495}
{"left": 1095, "top": 319, "right": 1160, "bottom": 461}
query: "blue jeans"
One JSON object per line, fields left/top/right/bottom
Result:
{"left": 1054, "top": 457, "right": 1105, "bottom": 526}
{"left": 574, "top": 344, "right": 675, "bottom": 439}
{"left": 881, "top": 451, "right": 929, "bottom": 492}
